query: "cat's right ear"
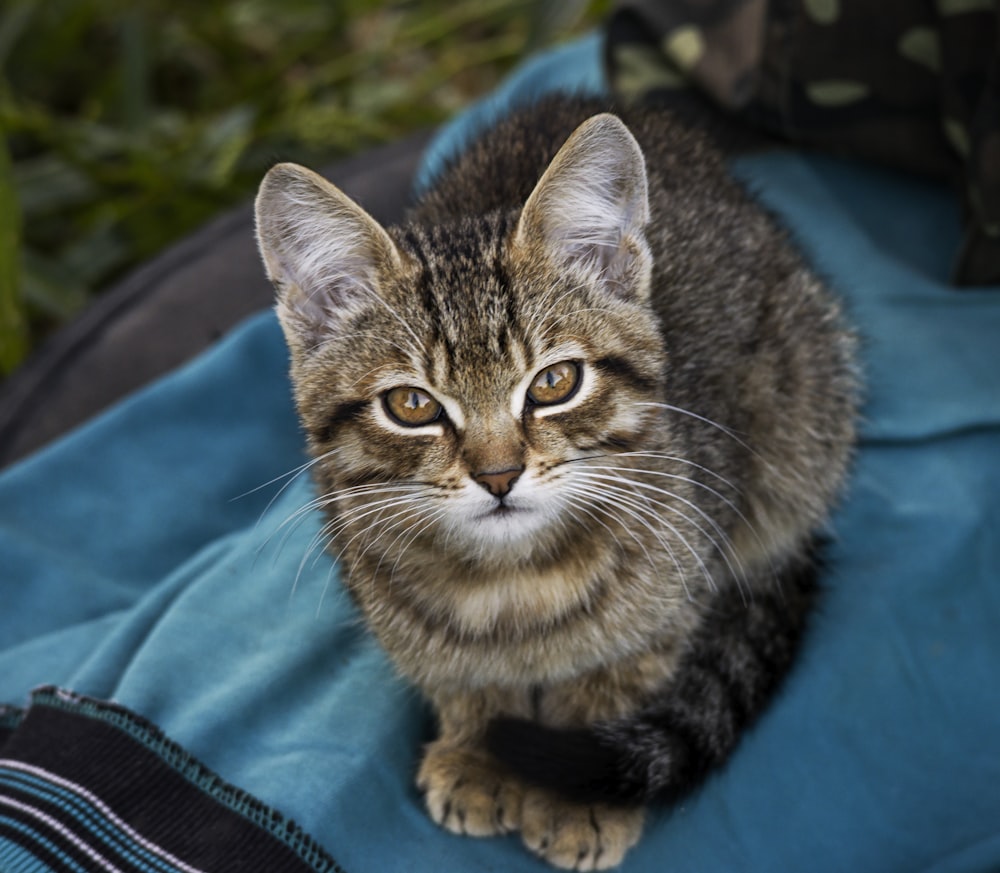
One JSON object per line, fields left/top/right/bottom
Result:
{"left": 513, "top": 113, "right": 652, "bottom": 302}
{"left": 254, "top": 163, "right": 402, "bottom": 352}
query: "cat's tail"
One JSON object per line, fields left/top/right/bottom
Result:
{"left": 486, "top": 551, "right": 820, "bottom": 805}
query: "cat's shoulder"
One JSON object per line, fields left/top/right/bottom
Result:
{"left": 413, "top": 94, "right": 731, "bottom": 223}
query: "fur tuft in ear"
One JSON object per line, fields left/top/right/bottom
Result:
{"left": 254, "top": 163, "right": 401, "bottom": 351}
{"left": 514, "top": 113, "right": 652, "bottom": 300}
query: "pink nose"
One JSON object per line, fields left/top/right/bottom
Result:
{"left": 474, "top": 467, "right": 523, "bottom": 498}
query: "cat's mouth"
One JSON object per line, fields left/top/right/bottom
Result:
{"left": 473, "top": 497, "right": 541, "bottom": 527}
{"left": 479, "top": 503, "right": 521, "bottom": 519}
{"left": 465, "top": 502, "right": 539, "bottom": 545}
{"left": 448, "top": 494, "right": 556, "bottom": 549}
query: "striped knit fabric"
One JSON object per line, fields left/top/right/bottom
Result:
{"left": 0, "top": 689, "right": 344, "bottom": 873}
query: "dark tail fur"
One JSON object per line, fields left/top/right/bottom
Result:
{"left": 486, "top": 547, "right": 821, "bottom": 805}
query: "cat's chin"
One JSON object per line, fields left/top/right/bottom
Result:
{"left": 447, "top": 502, "right": 554, "bottom": 552}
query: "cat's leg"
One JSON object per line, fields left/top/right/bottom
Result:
{"left": 416, "top": 686, "right": 530, "bottom": 837}
{"left": 417, "top": 744, "right": 523, "bottom": 837}
{"left": 417, "top": 684, "right": 645, "bottom": 868}
{"left": 520, "top": 792, "right": 644, "bottom": 871}
{"left": 515, "top": 657, "right": 675, "bottom": 870}
{"left": 418, "top": 655, "right": 674, "bottom": 863}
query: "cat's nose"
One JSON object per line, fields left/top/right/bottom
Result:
{"left": 473, "top": 467, "right": 524, "bottom": 498}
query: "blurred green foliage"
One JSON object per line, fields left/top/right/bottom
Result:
{"left": 0, "top": 0, "right": 608, "bottom": 375}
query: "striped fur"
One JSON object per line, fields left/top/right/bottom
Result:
{"left": 255, "top": 96, "right": 858, "bottom": 869}
{"left": 487, "top": 548, "right": 820, "bottom": 805}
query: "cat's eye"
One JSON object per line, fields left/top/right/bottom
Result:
{"left": 527, "top": 361, "right": 580, "bottom": 406}
{"left": 383, "top": 387, "right": 442, "bottom": 427}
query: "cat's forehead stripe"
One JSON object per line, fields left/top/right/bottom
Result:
{"left": 398, "top": 226, "right": 456, "bottom": 368}
{"left": 398, "top": 218, "right": 523, "bottom": 366}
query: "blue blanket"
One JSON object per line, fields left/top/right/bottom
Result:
{"left": 3, "top": 33, "right": 1000, "bottom": 873}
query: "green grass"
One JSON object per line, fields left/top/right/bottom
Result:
{"left": 0, "top": 0, "right": 608, "bottom": 376}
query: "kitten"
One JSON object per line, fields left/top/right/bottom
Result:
{"left": 254, "top": 95, "right": 858, "bottom": 869}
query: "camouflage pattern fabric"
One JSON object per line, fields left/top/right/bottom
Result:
{"left": 605, "top": 0, "right": 1000, "bottom": 286}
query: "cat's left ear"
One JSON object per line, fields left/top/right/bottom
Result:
{"left": 513, "top": 113, "right": 652, "bottom": 301}
{"left": 254, "top": 162, "right": 404, "bottom": 353}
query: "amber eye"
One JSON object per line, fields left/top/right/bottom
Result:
{"left": 383, "top": 387, "right": 442, "bottom": 427}
{"left": 527, "top": 361, "right": 581, "bottom": 406}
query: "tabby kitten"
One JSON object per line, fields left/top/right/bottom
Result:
{"left": 254, "top": 96, "right": 857, "bottom": 870}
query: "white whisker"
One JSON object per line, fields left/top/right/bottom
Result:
{"left": 232, "top": 451, "right": 330, "bottom": 503}
{"left": 579, "top": 454, "right": 774, "bottom": 590}
{"left": 561, "top": 480, "right": 705, "bottom": 599}
{"left": 522, "top": 278, "right": 591, "bottom": 340}
{"left": 348, "top": 499, "right": 433, "bottom": 577}
{"left": 386, "top": 506, "right": 449, "bottom": 591}
{"left": 558, "top": 489, "right": 656, "bottom": 571}
{"left": 637, "top": 401, "right": 752, "bottom": 451}
{"left": 297, "top": 495, "right": 427, "bottom": 607}
{"left": 572, "top": 470, "right": 744, "bottom": 589}
{"left": 603, "top": 450, "right": 741, "bottom": 493}
{"left": 357, "top": 284, "right": 428, "bottom": 364}
{"left": 567, "top": 475, "right": 718, "bottom": 594}
{"left": 260, "top": 481, "right": 420, "bottom": 573}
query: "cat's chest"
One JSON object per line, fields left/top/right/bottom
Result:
{"left": 444, "top": 560, "right": 607, "bottom": 638}
{"left": 351, "top": 544, "right": 694, "bottom": 692}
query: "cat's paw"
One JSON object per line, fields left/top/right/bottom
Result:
{"left": 521, "top": 789, "right": 644, "bottom": 871}
{"left": 416, "top": 744, "right": 523, "bottom": 837}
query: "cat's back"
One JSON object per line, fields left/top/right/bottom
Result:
{"left": 412, "top": 96, "right": 734, "bottom": 224}
{"left": 409, "top": 95, "right": 777, "bottom": 296}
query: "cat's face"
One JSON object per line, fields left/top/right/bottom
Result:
{"left": 256, "top": 114, "right": 664, "bottom": 558}
{"left": 287, "top": 250, "right": 663, "bottom": 555}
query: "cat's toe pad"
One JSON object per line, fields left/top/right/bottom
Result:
{"left": 521, "top": 789, "right": 644, "bottom": 871}
{"left": 417, "top": 745, "right": 522, "bottom": 836}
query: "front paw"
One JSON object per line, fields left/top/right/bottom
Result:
{"left": 521, "top": 789, "right": 644, "bottom": 871}
{"left": 416, "top": 743, "right": 523, "bottom": 837}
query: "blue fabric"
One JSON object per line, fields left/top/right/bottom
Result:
{"left": 3, "top": 33, "right": 1000, "bottom": 873}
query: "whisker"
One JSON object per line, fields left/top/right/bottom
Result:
{"left": 244, "top": 448, "right": 348, "bottom": 567}
{"left": 575, "top": 459, "right": 772, "bottom": 591}
{"left": 561, "top": 481, "right": 703, "bottom": 599}
{"left": 386, "top": 506, "right": 449, "bottom": 591}
{"left": 558, "top": 489, "right": 657, "bottom": 571}
{"left": 275, "top": 482, "right": 419, "bottom": 532}
{"left": 565, "top": 477, "right": 718, "bottom": 595}
{"left": 572, "top": 471, "right": 745, "bottom": 588}
{"left": 313, "top": 493, "right": 428, "bottom": 565}
{"left": 232, "top": 450, "right": 332, "bottom": 503}
{"left": 563, "top": 482, "right": 694, "bottom": 601}
{"left": 348, "top": 499, "right": 433, "bottom": 578}
{"left": 537, "top": 306, "right": 621, "bottom": 344}
{"left": 636, "top": 402, "right": 807, "bottom": 492}
{"left": 294, "top": 495, "right": 427, "bottom": 604}
{"left": 314, "top": 560, "right": 348, "bottom": 618}
{"left": 522, "top": 278, "right": 591, "bottom": 339}
{"left": 356, "top": 284, "right": 429, "bottom": 364}
{"left": 636, "top": 402, "right": 752, "bottom": 451}
{"left": 573, "top": 467, "right": 742, "bottom": 554}
{"left": 598, "top": 450, "right": 742, "bottom": 493}
{"left": 259, "top": 482, "right": 420, "bottom": 568}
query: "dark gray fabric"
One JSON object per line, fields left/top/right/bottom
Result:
{"left": 0, "top": 132, "right": 432, "bottom": 469}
